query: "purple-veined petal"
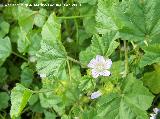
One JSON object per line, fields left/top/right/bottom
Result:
{"left": 150, "top": 108, "right": 160, "bottom": 119}
{"left": 150, "top": 116, "right": 155, "bottom": 119}
{"left": 105, "top": 59, "right": 112, "bottom": 69}
{"left": 95, "top": 55, "right": 105, "bottom": 63}
{"left": 88, "top": 55, "right": 112, "bottom": 78}
{"left": 91, "top": 69, "right": 99, "bottom": 78}
{"left": 153, "top": 108, "right": 160, "bottom": 114}
{"left": 99, "top": 70, "right": 110, "bottom": 76}
{"left": 90, "top": 91, "right": 102, "bottom": 99}
{"left": 150, "top": 114, "right": 156, "bottom": 119}
{"left": 87, "top": 58, "right": 97, "bottom": 68}
{"left": 150, "top": 114, "right": 156, "bottom": 117}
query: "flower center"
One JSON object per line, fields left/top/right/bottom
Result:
{"left": 96, "top": 63, "right": 105, "bottom": 72}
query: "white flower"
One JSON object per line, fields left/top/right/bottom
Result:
{"left": 87, "top": 55, "right": 112, "bottom": 78}
{"left": 153, "top": 108, "right": 160, "bottom": 114}
{"left": 39, "top": 73, "right": 46, "bottom": 78}
{"left": 91, "top": 91, "right": 102, "bottom": 99}
{"left": 150, "top": 108, "right": 160, "bottom": 119}
{"left": 150, "top": 114, "right": 156, "bottom": 119}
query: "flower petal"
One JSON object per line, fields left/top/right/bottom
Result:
{"left": 150, "top": 114, "right": 156, "bottom": 117}
{"left": 99, "top": 70, "right": 111, "bottom": 76}
{"left": 91, "top": 91, "right": 102, "bottom": 99}
{"left": 150, "top": 116, "right": 155, "bottom": 119}
{"left": 87, "top": 58, "right": 97, "bottom": 68}
{"left": 153, "top": 108, "right": 160, "bottom": 114}
{"left": 105, "top": 59, "right": 112, "bottom": 69}
{"left": 91, "top": 69, "right": 99, "bottom": 78}
{"left": 150, "top": 113, "right": 156, "bottom": 119}
{"left": 95, "top": 55, "right": 105, "bottom": 63}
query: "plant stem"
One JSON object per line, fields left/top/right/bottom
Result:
{"left": 119, "top": 39, "right": 122, "bottom": 60}
{"left": 67, "top": 56, "right": 85, "bottom": 67}
{"left": 124, "top": 40, "right": 128, "bottom": 77}
{"left": 32, "top": 89, "right": 54, "bottom": 93}
{"left": 57, "top": 15, "right": 95, "bottom": 19}
{"left": 74, "top": 18, "right": 79, "bottom": 48}
{"left": 62, "top": 0, "right": 71, "bottom": 37}
{"left": 12, "top": 51, "right": 28, "bottom": 62}
{"left": 0, "top": 114, "right": 5, "bottom": 119}
{"left": 67, "top": 60, "right": 72, "bottom": 81}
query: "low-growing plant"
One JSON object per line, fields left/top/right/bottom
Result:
{"left": 0, "top": 0, "right": 160, "bottom": 119}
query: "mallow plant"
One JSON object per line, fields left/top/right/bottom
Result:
{"left": 0, "top": 0, "right": 160, "bottom": 119}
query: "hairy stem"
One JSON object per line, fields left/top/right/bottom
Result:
{"left": 67, "top": 60, "right": 72, "bottom": 81}
{"left": 67, "top": 56, "right": 85, "bottom": 67}
{"left": 32, "top": 89, "right": 54, "bottom": 93}
{"left": 57, "top": 15, "right": 95, "bottom": 19}
{"left": 124, "top": 40, "right": 128, "bottom": 77}
{"left": 12, "top": 51, "right": 28, "bottom": 62}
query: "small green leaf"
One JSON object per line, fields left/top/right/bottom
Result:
{"left": 20, "top": 63, "right": 34, "bottom": 88}
{"left": 0, "top": 37, "right": 12, "bottom": 66}
{"left": 44, "top": 111, "right": 56, "bottom": 119}
{"left": 28, "top": 30, "right": 42, "bottom": 56}
{"left": 140, "top": 44, "right": 160, "bottom": 67}
{"left": 16, "top": 7, "right": 41, "bottom": 53}
{"left": 8, "top": 61, "right": 20, "bottom": 81}
{"left": 39, "top": 80, "right": 62, "bottom": 108}
{"left": 10, "top": 26, "right": 20, "bottom": 43}
{"left": 0, "top": 67, "right": 7, "bottom": 84}
{"left": 80, "top": 31, "right": 119, "bottom": 65}
{"left": 110, "top": 61, "right": 124, "bottom": 79}
{"left": 39, "top": 79, "right": 65, "bottom": 115}
{"left": 29, "top": 94, "right": 39, "bottom": 106}
{"left": 63, "top": 83, "right": 80, "bottom": 106}
{"left": 79, "top": 75, "right": 95, "bottom": 92}
{"left": 80, "top": 108, "right": 97, "bottom": 119}
{"left": 96, "top": 0, "right": 119, "bottom": 34}
{"left": 71, "top": 65, "right": 81, "bottom": 80}
{"left": 79, "top": 4, "right": 97, "bottom": 35}
{"left": 61, "top": 115, "right": 71, "bottom": 119}
{"left": 0, "top": 20, "right": 10, "bottom": 38}
{"left": 17, "top": 29, "right": 30, "bottom": 53}
{"left": 17, "top": 29, "right": 41, "bottom": 54}
{"left": 78, "top": 29, "right": 91, "bottom": 50}
{"left": 3, "top": 6, "right": 18, "bottom": 21}
{"left": 39, "top": 91, "right": 62, "bottom": 108}
{"left": 10, "top": 83, "right": 33, "bottom": 118}
{"left": 142, "top": 65, "right": 160, "bottom": 94}
{"left": 29, "top": 101, "right": 44, "bottom": 113}
{"left": 0, "top": 92, "right": 9, "bottom": 110}
{"left": 17, "top": 6, "right": 35, "bottom": 33}
{"left": 34, "top": 8, "right": 47, "bottom": 27}
{"left": 41, "top": 12, "right": 61, "bottom": 45}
